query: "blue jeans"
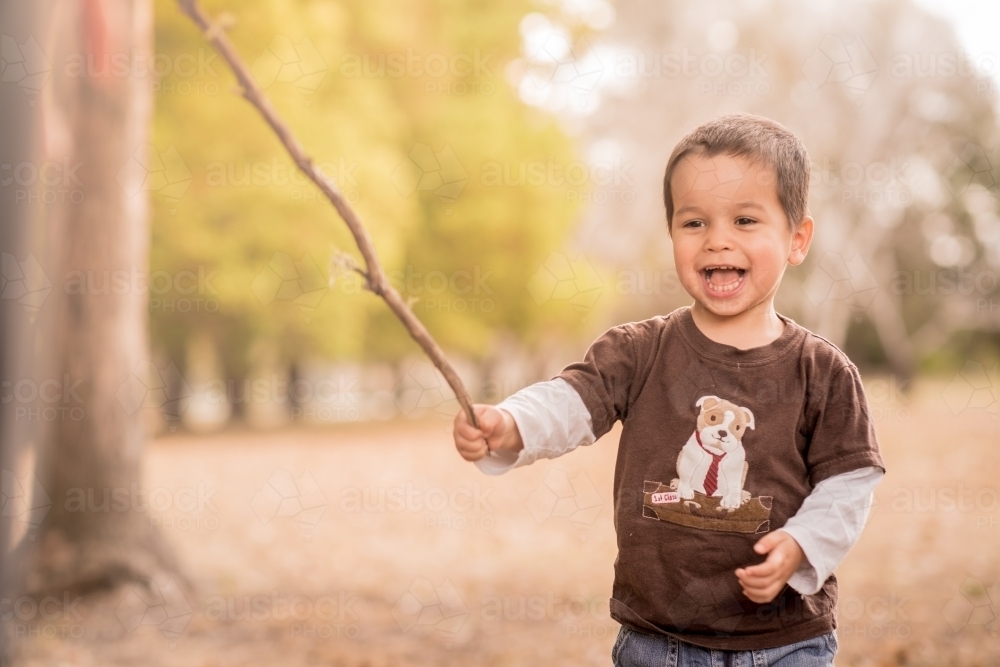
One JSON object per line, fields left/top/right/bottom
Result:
{"left": 611, "top": 625, "right": 839, "bottom": 667}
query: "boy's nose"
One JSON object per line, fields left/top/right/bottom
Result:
{"left": 704, "top": 224, "right": 735, "bottom": 250}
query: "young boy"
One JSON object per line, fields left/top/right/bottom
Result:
{"left": 453, "top": 113, "right": 886, "bottom": 665}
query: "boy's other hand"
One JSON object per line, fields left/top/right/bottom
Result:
{"left": 453, "top": 404, "right": 524, "bottom": 462}
{"left": 735, "top": 530, "right": 805, "bottom": 603}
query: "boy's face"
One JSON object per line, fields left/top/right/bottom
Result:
{"left": 668, "top": 152, "right": 813, "bottom": 319}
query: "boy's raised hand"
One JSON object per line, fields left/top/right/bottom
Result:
{"left": 453, "top": 404, "right": 524, "bottom": 462}
{"left": 735, "top": 530, "right": 806, "bottom": 603}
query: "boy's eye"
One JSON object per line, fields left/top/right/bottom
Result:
{"left": 681, "top": 219, "right": 705, "bottom": 228}
{"left": 735, "top": 217, "right": 756, "bottom": 226}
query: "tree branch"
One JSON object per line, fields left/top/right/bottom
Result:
{"left": 177, "top": 0, "right": 478, "bottom": 427}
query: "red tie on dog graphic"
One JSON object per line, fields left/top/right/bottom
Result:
{"left": 695, "top": 430, "right": 726, "bottom": 496}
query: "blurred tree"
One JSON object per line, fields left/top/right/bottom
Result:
{"left": 151, "top": 0, "right": 584, "bottom": 394}
{"left": 19, "top": 0, "right": 182, "bottom": 596}
{"left": 0, "top": 0, "right": 49, "bottom": 652}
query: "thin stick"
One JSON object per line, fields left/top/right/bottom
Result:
{"left": 177, "top": 0, "right": 478, "bottom": 427}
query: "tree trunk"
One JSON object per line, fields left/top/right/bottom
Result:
{"left": 0, "top": 0, "right": 51, "bottom": 654}
{"left": 20, "top": 0, "right": 181, "bottom": 597}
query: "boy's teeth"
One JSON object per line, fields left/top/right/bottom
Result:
{"left": 702, "top": 267, "right": 745, "bottom": 293}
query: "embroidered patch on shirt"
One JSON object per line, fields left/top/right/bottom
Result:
{"left": 642, "top": 395, "right": 773, "bottom": 534}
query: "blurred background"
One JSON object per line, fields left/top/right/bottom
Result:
{"left": 0, "top": 0, "right": 997, "bottom": 664}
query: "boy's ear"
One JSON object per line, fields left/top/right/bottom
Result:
{"left": 788, "top": 215, "right": 814, "bottom": 266}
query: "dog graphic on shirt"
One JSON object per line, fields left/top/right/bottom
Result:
{"left": 673, "top": 395, "right": 755, "bottom": 510}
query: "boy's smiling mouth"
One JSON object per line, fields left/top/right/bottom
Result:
{"left": 702, "top": 265, "right": 747, "bottom": 295}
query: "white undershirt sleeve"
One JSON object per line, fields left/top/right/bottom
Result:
{"left": 473, "top": 377, "right": 596, "bottom": 476}
{"left": 779, "top": 465, "right": 885, "bottom": 596}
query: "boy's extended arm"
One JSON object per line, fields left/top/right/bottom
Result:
{"left": 779, "top": 465, "right": 885, "bottom": 596}
{"left": 473, "top": 377, "right": 595, "bottom": 476}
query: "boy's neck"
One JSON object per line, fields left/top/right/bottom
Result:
{"left": 690, "top": 300, "right": 785, "bottom": 351}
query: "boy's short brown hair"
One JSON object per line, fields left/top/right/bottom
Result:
{"left": 662, "top": 113, "right": 810, "bottom": 229}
